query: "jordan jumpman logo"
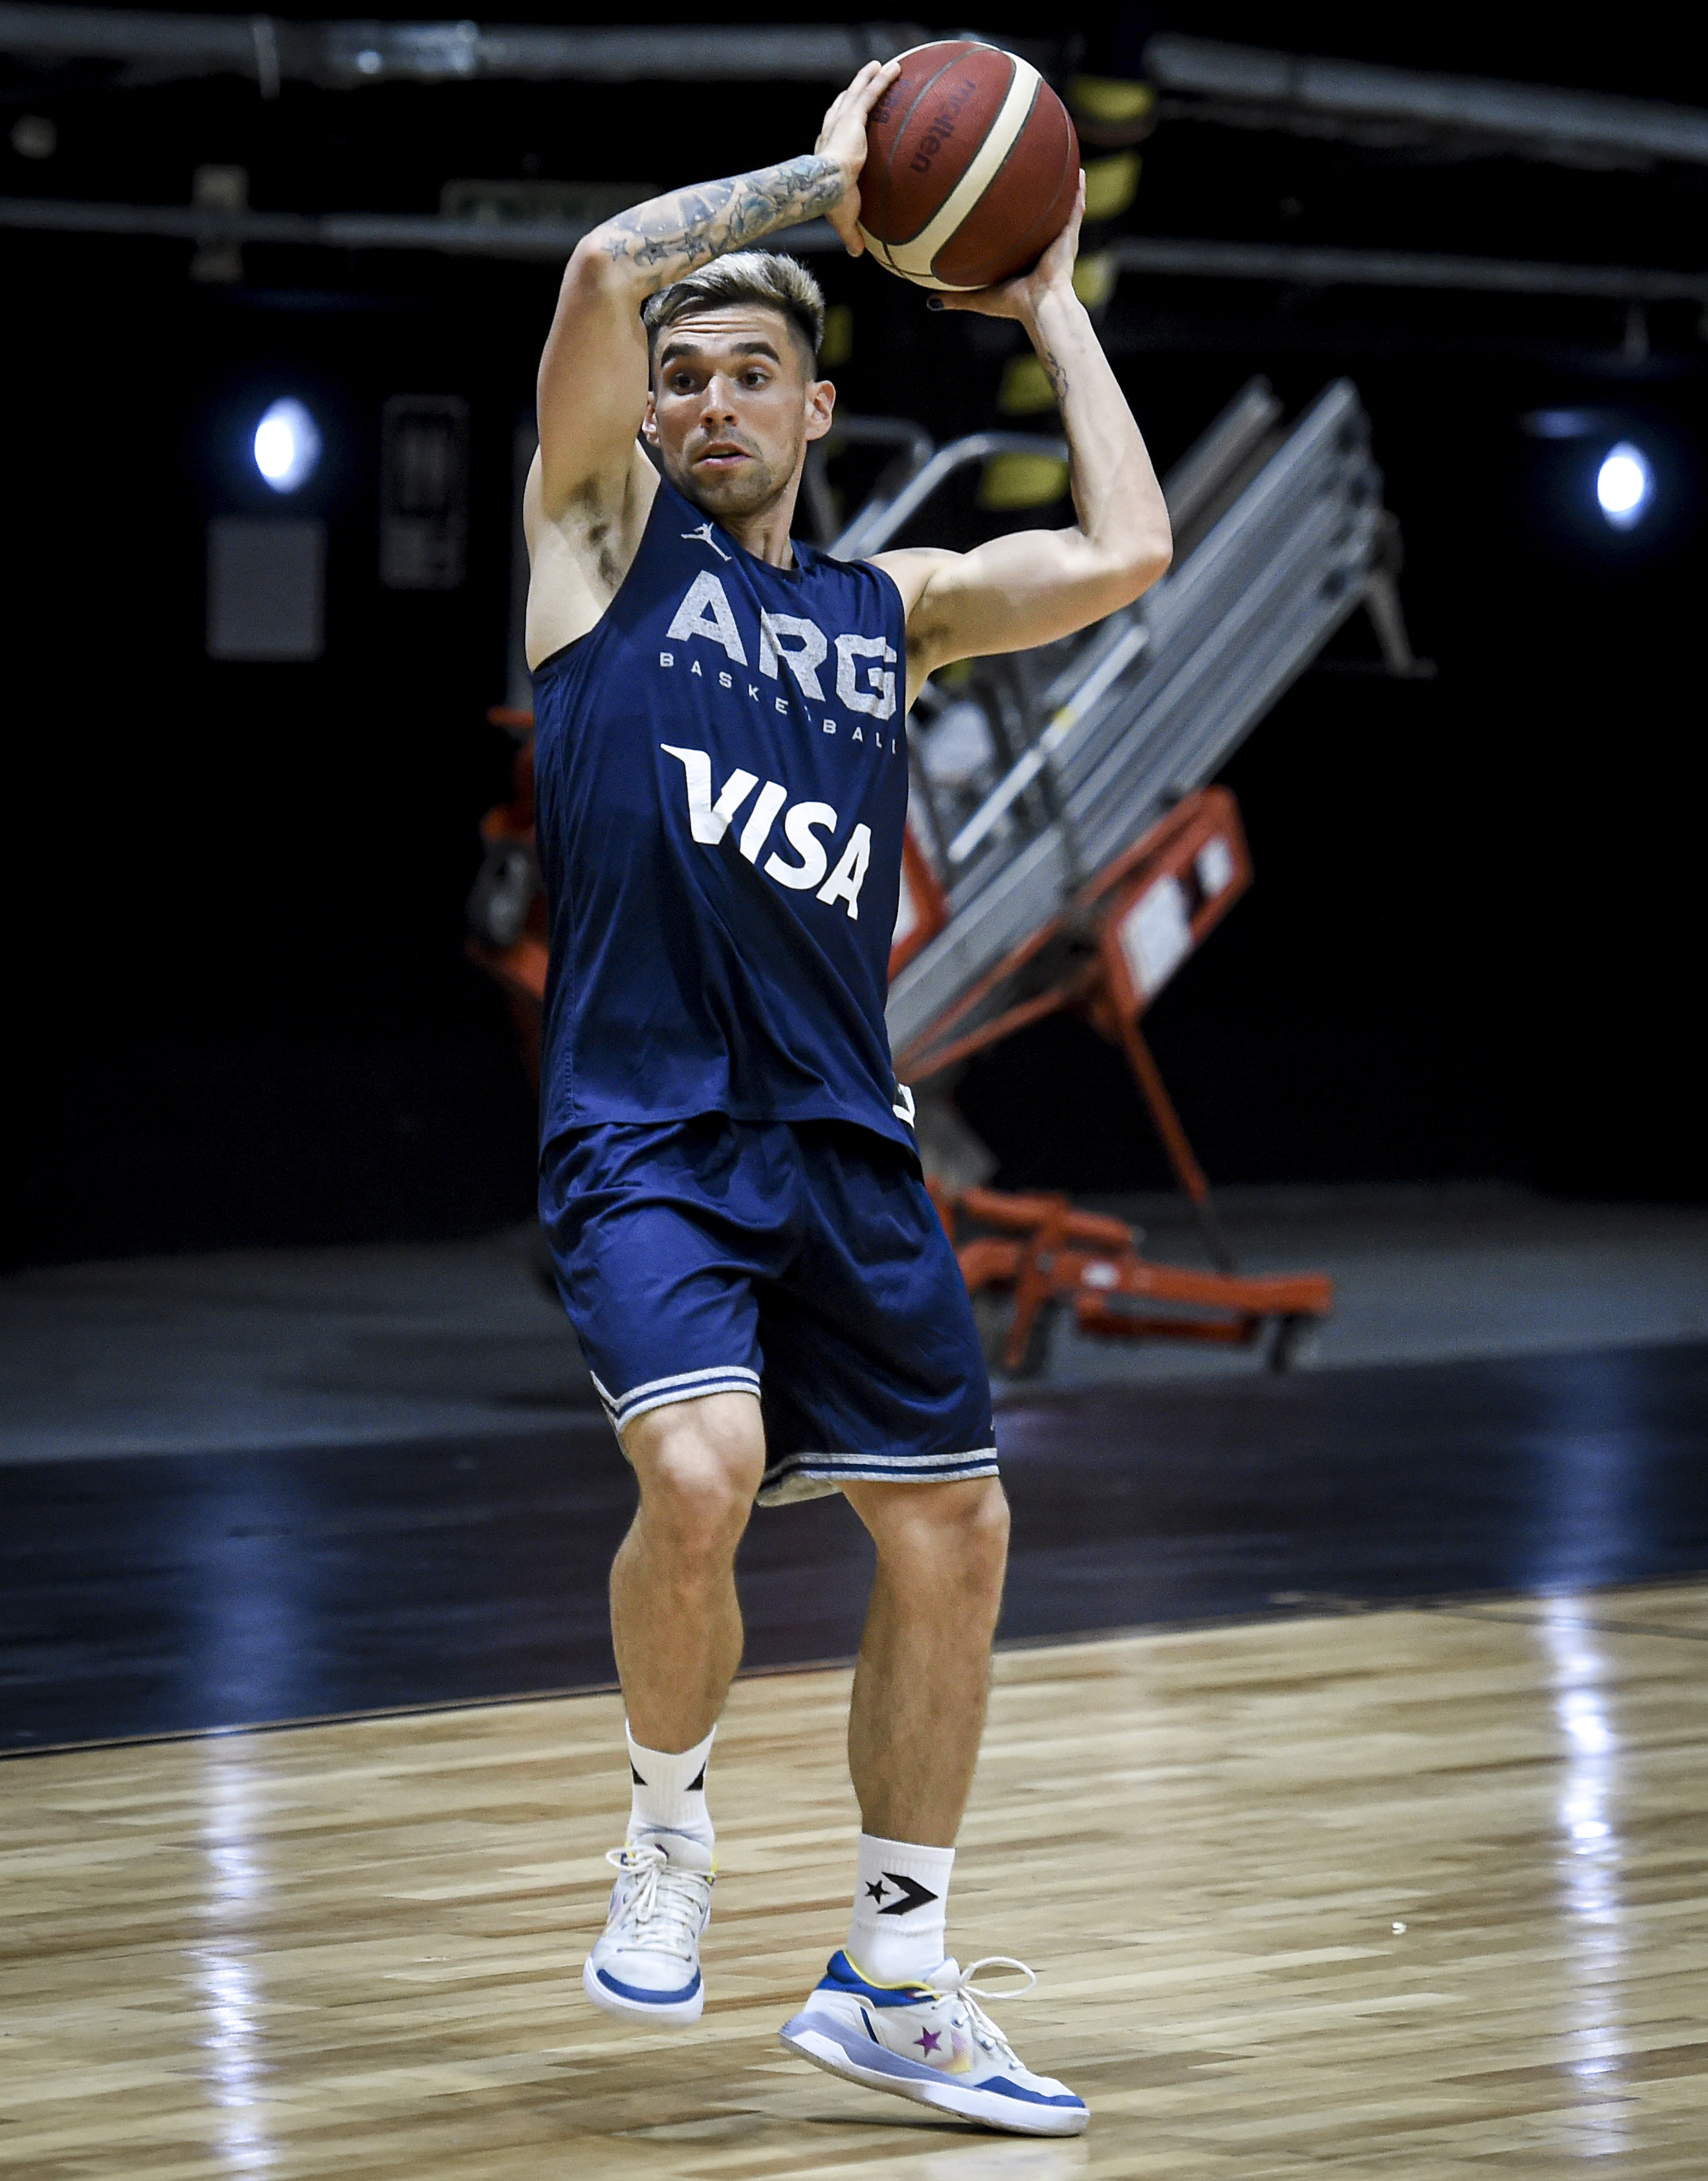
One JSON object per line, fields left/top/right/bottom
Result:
{"left": 681, "top": 521, "right": 731, "bottom": 562}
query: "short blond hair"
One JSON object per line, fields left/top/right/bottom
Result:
{"left": 642, "top": 252, "right": 825, "bottom": 371}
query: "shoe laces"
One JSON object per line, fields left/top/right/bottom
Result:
{"left": 606, "top": 1842, "right": 712, "bottom": 1961}
{"left": 929, "top": 1955, "right": 1037, "bottom": 2064}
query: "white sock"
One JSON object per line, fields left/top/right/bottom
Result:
{"left": 847, "top": 1833, "right": 954, "bottom": 1984}
{"left": 626, "top": 1721, "right": 715, "bottom": 1866}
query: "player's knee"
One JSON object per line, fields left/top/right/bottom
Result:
{"left": 640, "top": 1455, "right": 754, "bottom": 1569}
{"left": 627, "top": 1399, "right": 763, "bottom": 1568}
{"left": 867, "top": 1475, "right": 1009, "bottom": 1593}
{"left": 956, "top": 1478, "right": 1011, "bottom": 1589}
{"left": 922, "top": 1480, "right": 1008, "bottom": 1608}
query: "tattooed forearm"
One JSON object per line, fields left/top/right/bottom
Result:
{"left": 598, "top": 155, "right": 846, "bottom": 286}
{"left": 1038, "top": 346, "right": 1070, "bottom": 405}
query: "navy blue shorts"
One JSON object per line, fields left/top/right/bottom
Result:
{"left": 539, "top": 1116, "right": 997, "bottom": 1507}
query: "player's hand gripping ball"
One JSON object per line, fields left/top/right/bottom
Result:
{"left": 853, "top": 41, "right": 1080, "bottom": 292}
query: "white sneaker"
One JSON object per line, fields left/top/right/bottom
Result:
{"left": 582, "top": 1839, "right": 713, "bottom": 2025}
{"left": 779, "top": 1950, "right": 1088, "bottom": 2136}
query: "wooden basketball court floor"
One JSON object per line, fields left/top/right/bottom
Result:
{"left": 7, "top": 1578, "right": 1707, "bottom": 2178}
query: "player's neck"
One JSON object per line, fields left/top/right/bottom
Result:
{"left": 681, "top": 478, "right": 802, "bottom": 571}
{"left": 724, "top": 505, "right": 798, "bottom": 569}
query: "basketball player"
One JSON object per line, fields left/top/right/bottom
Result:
{"left": 526, "top": 59, "right": 1170, "bottom": 2135}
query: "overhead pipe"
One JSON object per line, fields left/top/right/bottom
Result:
{"left": 1145, "top": 34, "right": 1708, "bottom": 168}
{"left": 5, "top": 192, "right": 1704, "bottom": 312}
{"left": 0, "top": 5, "right": 925, "bottom": 89}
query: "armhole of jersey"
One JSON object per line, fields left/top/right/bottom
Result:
{"left": 531, "top": 452, "right": 666, "bottom": 680}
{"left": 862, "top": 557, "right": 911, "bottom": 723}
{"left": 861, "top": 556, "right": 910, "bottom": 651}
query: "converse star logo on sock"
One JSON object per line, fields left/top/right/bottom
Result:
{"left": 865, "top": 1879, "right": 891, "bottom": 1904}
{"left": 874, "top": 1871, "right": 939, "bottom": 1916}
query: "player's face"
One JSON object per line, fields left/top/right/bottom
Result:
{"left": 645, "top": 306, "right": 833, "bottom": 521}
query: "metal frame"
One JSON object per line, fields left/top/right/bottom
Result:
{"left": 888, "top": 376, "right": 1387, "bottom": 1059}
{"left": 900, "top": 785, "right": 1255, "bottom": 1274}
{"left": 937, "top": 1183, "right": 1332, "bottom": 1376}
{"left": 831, "top": 430, "right": 1067, "bottom": 559}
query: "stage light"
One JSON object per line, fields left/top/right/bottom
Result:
{"left": 1596, "top": 441, "right": 1651, "bottom": 529}
{"left": 253, "top": 398, "right": 322, "bottom": 493}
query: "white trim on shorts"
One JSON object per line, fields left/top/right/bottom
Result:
{"left": 757, "top": 1445, "right": 1001, "bottom": 1508}
{"left": 592, "top": 1363, "right": 762, "bottom": 1438}
{"left": 591, "top": 1369, "right": 999, "bottom": 1507}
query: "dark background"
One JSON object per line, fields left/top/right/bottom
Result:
{"left": 8, "top": 2, "right": 1705, "bottom": 1268}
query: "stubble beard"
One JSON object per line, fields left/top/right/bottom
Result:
{"left": 669, "top": 442, "right": 797, "bottom": 526}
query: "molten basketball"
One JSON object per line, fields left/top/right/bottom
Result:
{"left": 858, "top": 41, "right": 1080, "bottom": 292}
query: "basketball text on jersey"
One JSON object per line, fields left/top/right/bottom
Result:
{"left": 663, "top": 570, "right": 899, "bottom": 719}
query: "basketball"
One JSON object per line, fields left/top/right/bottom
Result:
{"left": 858, "top": 41, "right": 1081, "bottom": 292}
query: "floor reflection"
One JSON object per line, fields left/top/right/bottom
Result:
{"left": 188, "top": 1756, "right": 276, "bottom": 2176}
{"left": 1540, "top": 1602, "right": 1629, "bottom": 2155}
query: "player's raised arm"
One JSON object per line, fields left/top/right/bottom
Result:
{"left": 534, "top": 59, "right": 898, "bottom": 520}
{"left": 873, "top": 177, "right": 1174, "bottom": 704}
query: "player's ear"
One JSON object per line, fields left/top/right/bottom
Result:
{"left": 641, "top": 391, "right": 660, "bottom": 444}
{"left": 803, "top": 375, "right": 836, "bottom": 443}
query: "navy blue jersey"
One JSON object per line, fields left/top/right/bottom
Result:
{"left": 532, "top": 475, "right": 913, "bottom": 1152}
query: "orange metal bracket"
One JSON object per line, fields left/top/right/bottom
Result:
{"left": 936, "top": 1186, "right": 1332, "bottom": 1377}
{"left": 904, "top": 790, "right": 1332, "bottom": 1363}
{"left": 895, "top": 786, "right": 1253, "bottom": 1086}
